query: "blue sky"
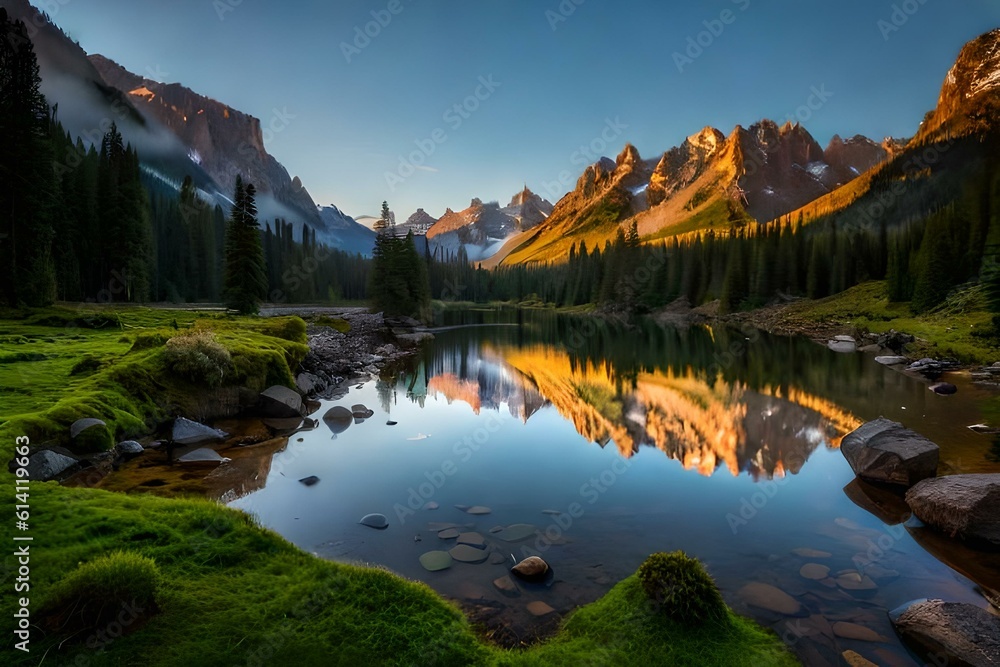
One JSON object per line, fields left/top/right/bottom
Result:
{"left": 39, "top": 0, "right": 1000, "bottom": 220}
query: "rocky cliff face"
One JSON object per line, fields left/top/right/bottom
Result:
{"left": 400, "top": 209, "right": 438, "bottom": 235}
{"left": 89, "top": 54, "right": 321, "bottom": 227}
{"left": 915, "top": 28, "right": 1000, "bottom": 144}
{"left": 502, "top": 187, "right": 554, "bottom": 230}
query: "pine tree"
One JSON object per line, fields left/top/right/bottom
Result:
{"left": 223, "top": 177, "right": 268, "bottom": 314}
{"left": 0, "top": 9, "right": 56, "bottom": 306}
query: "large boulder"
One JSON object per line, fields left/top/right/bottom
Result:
{"left": 26, "top": 450, "right": 78, "bottom": 481}
{"left": 172, "top": 417, "right": 227, "bottom": 445}
{"left": 841, "top": 418, "right": 939, "bottom": 487}
{"left": 511, "top": 556, "right": 550, "bottom": 582}
{"left": 906, "top": 474, "right": 1000, "bottom": 548}
{"left": 258, "top": 385, "right": 305, "bottom": 419}
{"left": 890, "top": 599, "right": 1000, "bottom": 666}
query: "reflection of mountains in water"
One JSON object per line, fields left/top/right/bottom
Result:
{"left": 416, "top": 342, "right": 862, "bottom": 480}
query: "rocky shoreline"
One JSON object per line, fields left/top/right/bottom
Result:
{"left": 292, "top": 309, "right": 435, "bottom": 401}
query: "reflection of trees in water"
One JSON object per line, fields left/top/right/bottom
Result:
{"left": 989, "top": 436, "right": 1000, "bottom": 463}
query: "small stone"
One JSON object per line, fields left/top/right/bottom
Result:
{"left": 359, "top": 513, "right": 389, "bottom": 530}
{"left": 832, "top": 621, "right": 885, "bottom": 642}
{"left": 466, "top": 506, "right": 492, "bottom": 515}
{"left": 115, "top": 440, "right": 144, "bottom": 457}
{"left": 842, "top": 650, "right": 878, "bottom": 667}
{"left": 489, "top": 552, "right": 508, "bottom": 565}
{"left": 800, "top": 564, "right": 831, "bottom": 580}
{"left": 489, "top": 526, "right": 504, "bottom": 534}
{"left": 322, "top": 406, "right": 354, "bottom": 434}
{"left": 423, "top": 501, "right": 439, "bottom": 510}
{"left": 738, "top": 582, "right": 806, "bottom": 617}
{"left": 177, "top": 448, "right": 228, "bottom": 465}
{"left": 836, "top": 572, "right": 878, "bottom": 591}
{"left": 527, "top": 601, "right": 556, "bottom": 616}
{"left": 496, "top": 524, "right": 537, "bottom": 542}
{"left": 457, "top": 532, "right": 486, "bottom": 549}
{"left": 298, "top": 476, "right": 320, "bottom": 486}
{"left": 792, "top": 548, "right": 832, "bottom": 559}
{"left": 386, "top": 421, "right": 398, "bottom": 426}
{"left": 493, "top": 576, "right": 519, "bottom": 596}
{"left": 542, "top": 509, "right": 562, "bottom": 516}
{"left": 419, "top": 551, "right": 452, "bottom": 572}
{"left": 449, "top": 544, "right": 489, "bottom": 564}
{"left": 438, "top": 528, "right": 460, "bottom": 540}
{"left": 511, "top": 556, "right": 550, "bottom": 582}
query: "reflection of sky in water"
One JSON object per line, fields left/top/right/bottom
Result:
{"left": 232, "top": 317, "right": 1000, "bottom": 666}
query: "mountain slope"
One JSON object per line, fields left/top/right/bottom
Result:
{"left": 89, "top": 54, "right": 322, "bottom": 229}
{"left": 317, "top": 206, "right": 377, "bottom": 257}
{"left": 503, "top": 122, "right": 891, "bottom": 265}
{"left": 786, "top": 28, "right": 1000, "bottom": 228}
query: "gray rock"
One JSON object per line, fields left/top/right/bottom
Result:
{"left": 360, "top": 513, "right": 389, "bottom": 530}
{"left": 828, "top": 339, "right": 857, "bottom": 354}
{"left": 395, "top": 332, "right": 435, "bottom": 348}
{"left": 906, "top": 474, "right": 1000, "bottom": 548}
{"left": 295, "top": 373, "right": 318, "bottom": 395}
{"left": 890, "top": 599, "right": 1000, "bottom": 667}
{"left": 299, "top": 476, "right": 320, "bottom": 487}
{"left": 841, "top": 418, "right": 939, "bottom": 487}
{"left": 351, "top": 404, "right": 374, "bottom": 419}
{"left": 875, "top": 356, "right": 909, "bottom": 366}
{"left": 172, "top": 418, "right": 227, "bottom": 445}
{"left": 511, "top": 556, "right": 550, "bottom": 582}
{"left": 322, "top": 406, "right": 353, "bottom": 434}
{"left": 70, "top": 418, "right": 106, "bottom": 439}
{"left": 177, "top": 448, "right": 228, "bottom": 465}
{"left": 115, "top": 440, "right": 144, "bottom": 458}
{"left": 259, "top": 385, "right": 305, "bottom": 419}
{"left": 26, "top": 450, "right": 78, "bottom": 481}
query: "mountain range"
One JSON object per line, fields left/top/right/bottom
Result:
{"left": 500, "top": 28, "right": 1000, "bottom": 266}
{"left": 6, "top": 0, "right": 999, "bottom": 270}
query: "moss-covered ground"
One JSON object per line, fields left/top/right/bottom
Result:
{"left": 0, "top": 305, "right": 797, "bottom": 666}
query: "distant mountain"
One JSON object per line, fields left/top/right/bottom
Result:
{"left": 503, "top": 122, "right": 894, "bottom": 265}
{"left": 399, "top": 208, "right": 438, "bottom": 235}
{"left": 88, "top": 53, "right": 324, "bottom": 231}
{"left": 424, "top": 188, "right": 553, "bottom": 262}
{"left": 317, "top": 206, "right": 377, "bottom": 257}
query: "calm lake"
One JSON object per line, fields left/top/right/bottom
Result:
{"left": 231, "top": 309, "right": 1000, "bottom": 666}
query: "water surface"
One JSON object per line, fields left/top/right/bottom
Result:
{"left": 232, "top": 310, "right": 1000, "bottom": 664}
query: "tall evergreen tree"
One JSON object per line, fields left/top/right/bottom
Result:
{"left": 223, "top": 177, "right": 268, "bottom": 314}
{"left": 0, "top": 8, "right": 56, "bottom": 306}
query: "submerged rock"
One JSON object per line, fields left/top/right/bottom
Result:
{"left": 457, "top": 532, "right": 486, "bottom": 549}
{"left": 832, "top": 621, "right": 885, "bottom": 642}
{"left": 841, "top": 418, "right": 939, "bottom": 487}
{"left": 800, "top": 564, "right": 831, "bottom": 580}
{"left": 359, "top": 513, "right": 389, "bottom": 530}
{"left": 172, "top": 417, "right": 227, "bottom": 445}
{"left": 738, "top": 582, "right": 805, "bottom": 617}
{"left": 906, "top": 474, "right": 1000, "bottom": 548}
{"left": 929, "top": 382, "right": 958, "bottom": 396}
{"left": 493, "top": 575, "right": 519, "bottom": 597}
{"left": 495, "top": 524, "right": 538, "bottom": 542}
{"left": 890, "top": 599, "right": 1000, "bottom": 666}
{"left": 449, "top": 544, "right": 489, "bottom": 564}
{"left": 299, "top": 476, "right": 320, "bottom": 487}
{"left": 419, "top": 551, "right": 453, "bottom": 572}
{"left": 527, "top": 601, "right": 556, "bottom": 616}
{"left": 177, "top": 448, "right": 229, "bottom": 465}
